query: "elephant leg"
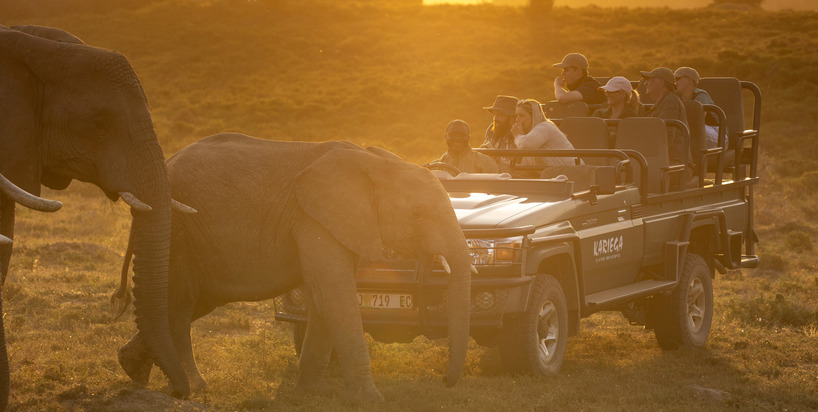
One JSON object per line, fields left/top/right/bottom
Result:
{"left": 118, "top": 332, "right": 153, "bottom": 386}
{"left": 170, "top": 302, "right": 209, "bottom": 392}
{"left": 294, "top": 301, "right": 333, "bottom": 394}
{"left": 293, "top": 218, "right": 383, "bottom": 402}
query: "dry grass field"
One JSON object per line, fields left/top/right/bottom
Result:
{"left": 2, "top": 0, "right": 818, "bottom": 410}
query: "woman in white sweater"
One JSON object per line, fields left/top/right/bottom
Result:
{"left": 511, "top": 99, "right": 577, "bottom": 170}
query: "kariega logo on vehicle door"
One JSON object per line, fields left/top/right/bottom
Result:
{"left": 593, "top": 234, "right": 624, "bottom": 262}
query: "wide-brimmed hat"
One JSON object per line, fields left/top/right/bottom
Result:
{"left": 674, "top": 66, "right": 701, "bottom": 83}
{"left": 445, "top": 119, "right": 470, "bottom": 140}
{"left": 553, "top": 53, "right": 589, "bottom": 70}
{"left": 483, "top": 95, "right": 518, "bottom": 116}
{"left": 600, "top": 76, "right": 633, "bottom": 94}
{"left": 640, "top": 67, "right": 675, "bottom": 85}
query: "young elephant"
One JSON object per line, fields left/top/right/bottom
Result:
{"left": 112, "top": 133, "right": 473, "bottom": 402}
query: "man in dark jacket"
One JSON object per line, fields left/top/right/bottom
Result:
{"left": 553, "top": 53, "right": 605, "bottom": 105}
{"left": 641, "top": 67, "right": 693, "bottom": 168}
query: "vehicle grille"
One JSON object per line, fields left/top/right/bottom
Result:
{"left": 425, "top": 288, "right": 510, "bottom": 322}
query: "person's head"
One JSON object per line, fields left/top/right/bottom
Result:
{"left": 445, "top": 119, "right": 471, "bottom": 154}
{"left": 673, "top": 67, "right": 701, "bottom": 99}
{"left": 641, "top": 67, "right": 675, "bottom": 100}
{"left": 514, "top": 99, "right": 545, "bottom": 134}
{"left": 484, "top": 95, "right": 518, "bottom": 134}
{"left": 553, "top": 53, "right": 589, "bottom": 85}
{"left": 600, "top": 76, "right": 633, "bottom": 107}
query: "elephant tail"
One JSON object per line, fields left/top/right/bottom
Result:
{"left": 110, "top": 220, "right": 135, "bottom": 320}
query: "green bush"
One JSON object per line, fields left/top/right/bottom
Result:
{"left": 725, "top": 292, "right": 818, "bottom": 328}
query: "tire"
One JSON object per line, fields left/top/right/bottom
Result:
{"left": 498, "top": 274, "right": 568, "bottom": 375}
{"left": 652, "top": 253, "right": 713, "bottom": 350}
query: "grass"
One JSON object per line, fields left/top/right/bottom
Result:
{"left": 3, "top": 0, "right": 818, "bottom": 410}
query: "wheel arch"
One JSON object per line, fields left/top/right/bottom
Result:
{"left": 528, "top": 244, "right": 581, "bottom": 336}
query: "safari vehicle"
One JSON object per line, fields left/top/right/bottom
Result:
{"left": 275, "top": 77, "right": 761, "bottom": 374}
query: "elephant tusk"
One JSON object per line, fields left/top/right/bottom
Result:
{"left": 471, "top": 264, "right": 478, "bottom": 275}
{"left": 434, "top": 254, "right": 451, "bottom": 275}
{"left": 171, "top": 199, "right": 197, "bottom": 214}
{"left": 0, "top": 234, "right": 11, "bottom": 246}
{"left": 0, "top": 173, "right": 62, "bottom": 212}
{"left": 119, "top": 191, "right": 152, "bottom": 212}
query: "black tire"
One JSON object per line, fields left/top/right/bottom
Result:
{"left": 652, "top": 253, "right": 713, "bottom": 350}
{"left": 498, "top": 274, "right": 568, "bottom": 375}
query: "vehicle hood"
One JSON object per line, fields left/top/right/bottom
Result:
{"left": 450, "top": 192, "right": 565, "bottom": 229}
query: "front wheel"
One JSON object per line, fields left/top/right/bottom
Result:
{"left": 651, "top": 252, "right": 713, "bottom": 349}
{"left": 498, "top": 274, "right": 568, "bottom": 375}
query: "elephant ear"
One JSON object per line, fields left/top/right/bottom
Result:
{"left": 295, "top": 148, "right": 385, "bottom": 261}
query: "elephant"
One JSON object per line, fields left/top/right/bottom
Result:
{"left": 111, "top": 133, "right": 474, "bottom": 402}
{"left": 0, "top": 25, "right": 193, "bottom": 402}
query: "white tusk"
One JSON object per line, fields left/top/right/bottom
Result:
{"left": 434, "top": 254, "right": 451, "bottom": 275}
{"left": 119, "top": 192, "right": 152, "bottom": 212}
{"left": 171, "top": 199, "right": 197, "bottom": 214}
{"left": 0, "top": 234, "right": 11, "bottom": 246}
{"left": 0, "top": 174, "right": 62, "bottom": 212}
{"left": 470, "top": 264, "right": 478, "bottom": 275}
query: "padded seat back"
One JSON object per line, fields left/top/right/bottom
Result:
{"left": 558, "top": 117, "right": 611, "bottom": 166}
{"left": 682, "top": 100, "right": 706, "bottom": 167}
{"left": 542, "top": 101, "right": 591, "bottom": 119}
{"left": 614, "top": 117, "right": 669, "bottom": 194}
{"left": 697, "top": 77, "right": 744, "bottom": 150}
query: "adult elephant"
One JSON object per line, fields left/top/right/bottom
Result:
{"left": 0, "top": 25, "right": 191, "bottom": 401}
{"left": 112, "top": 133, "right": 473, "bottom": 402}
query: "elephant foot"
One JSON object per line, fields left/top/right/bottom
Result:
{"left": 293, "top": 377, "right": 332, "bottom": 396}
{"left": 346, "top": 382, "right": 384, "bottom": 403}
{"left": 188, "top": 374, "right": 209, "bottom": 392}
{"left": 118, "top": 341, "right": 153, "bottom": 386}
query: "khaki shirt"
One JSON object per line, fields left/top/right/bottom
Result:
{"left": 435, "top": 149, "right": 500, "bottom": 173}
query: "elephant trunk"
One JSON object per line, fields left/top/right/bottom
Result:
{"left": 127, "top": 158, "right": 189, "bottom": 398}
{"left": 0, "top": 198, "right": 13, "bottom": 411}
{"left": 442, "top": 237, "right": 472, "bottom": 387}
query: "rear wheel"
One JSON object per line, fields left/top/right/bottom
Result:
{"left": 652, "top": 253, "right": 713, "bottom": 349}
{"left": 498, "top": 274, "right": 568, "bottom": 375}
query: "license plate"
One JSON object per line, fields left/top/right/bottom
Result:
{"left": 358, "top": 293, "right": 413, "bottom": 309}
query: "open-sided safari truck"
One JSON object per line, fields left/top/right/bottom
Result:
{"left": 275, "top": 77, "right": 760, "bottom": 375}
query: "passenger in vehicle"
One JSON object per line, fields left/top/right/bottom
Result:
{"left": 552, "top": 53, "right": 605, "bottom": 105}
{"left": 480, "top": 95, "right": 518, "bottom": 172}
{"left": 512, "top": 99, "right": 577, "bottom": 174}
{"left": 592, "top": 76, "right": 642, "bottom": 119}
{"left": 641, "top": 67, "right": 693, "bottom": 168}
{"left": 674, "top": 66, "right": 726, "bottom": 148}
{"left": 433, "top": 119, "right": 500, "bottom": 173}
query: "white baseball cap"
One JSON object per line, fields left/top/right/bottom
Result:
{"left": 599, "top": 76, "right": 633, "bottom": 94}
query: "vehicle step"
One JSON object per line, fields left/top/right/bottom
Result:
{"left": 585, "top": 280, "right": 677, "bottom": 307}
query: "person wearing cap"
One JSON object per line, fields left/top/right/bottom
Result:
{"left": 592, "top": 76, "right": 642, "bottom": 120}
{"left": 641, "top": 67, "right": 693, "bottom": 168}
{"left": 674, "top": 66, "right": 725, "bottom": 148}
{"left": 433, "top": 119, "right": 500, "bottom": 174}
{"left": 553, "top": 53, "right": 605, "bottom": 105}
{"left": 481, "top": 95, "right": 518, "bottom": 151}
{"left": 511, "top": 99, "right": 577, "bottom": 176}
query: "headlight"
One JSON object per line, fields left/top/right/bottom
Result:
{"left": 466, "top": 237, "right": 523, "bottom": 266}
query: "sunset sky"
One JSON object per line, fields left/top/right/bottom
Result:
{"left": 422, "top": 0, "right": 816, "bottom": 10}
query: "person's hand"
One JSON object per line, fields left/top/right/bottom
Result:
{"left": 554, "top": 77, "right": 564, "bottom": 89}
{"left": 511, "top": 121, "right": 523, "bottom": 137}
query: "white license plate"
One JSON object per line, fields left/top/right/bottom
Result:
{"left": 358, "top": 293, "right": 413, "bottom": 309}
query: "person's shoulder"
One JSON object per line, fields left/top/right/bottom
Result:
{"left": 693, "top": 88, "right": 715, "bottom": 104}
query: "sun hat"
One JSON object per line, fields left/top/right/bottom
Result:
{"left": 483, "top": 95, "right": 518, "bottom": 116}
{"left": 600, "top": 76, "right": 633, "bottom": 94}
{"left": 640, "top": 67, "right": 675, "bottom": 85}
{"left": 553, "top": 53, "right": 589, "bottom": 70}
{"left": 674, "top": 67, "right": 701, "bottom": 83}
{"left": 445, "top": 119, "right": 470, "bottom": 140}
